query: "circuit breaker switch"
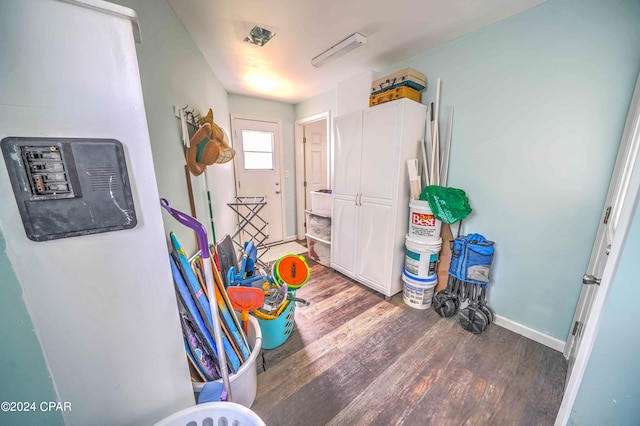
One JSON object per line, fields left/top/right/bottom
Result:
{"left": 22, "top": 146, "right": 70, "bottom": 196}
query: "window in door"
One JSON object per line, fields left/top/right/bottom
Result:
{"left": 242, "top": 130, "right": 274, "bottom": 170}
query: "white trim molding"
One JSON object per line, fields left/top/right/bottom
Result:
{"left": 294, "top": 111, "right": 331, "bottom": 240}
{"left": 493, "top": 315, "right": 566, "bottom": 353}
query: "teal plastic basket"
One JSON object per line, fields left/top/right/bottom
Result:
{"left": 254, "top": 300, "right": 295, "bottom": 350}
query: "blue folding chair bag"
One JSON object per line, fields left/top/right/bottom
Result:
{"left": 463, "top": 241, "right": 494, "bottom": 284}
{"left": 448, "top": 234, "right": 494, "bottom": 284}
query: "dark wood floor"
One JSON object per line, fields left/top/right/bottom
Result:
{"left": 252, "top": 259, "right": 567, "bottom": 425}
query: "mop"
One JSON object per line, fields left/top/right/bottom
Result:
{"left": 161, "top": 198, "right": 234, "bottom": 402}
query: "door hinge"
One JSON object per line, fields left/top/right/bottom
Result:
{"left": 571, "top": 321, "right": 583, "bottom": 337}
{"left": 303, "top": 137, "right": 307, "bottom": 144}
{"left": 603, "top": 206, "right": 612, "bottom": 224}
{"left": 303, "top": 181, "right": 307, "bottom": 187}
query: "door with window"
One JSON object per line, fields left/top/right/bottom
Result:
{"left": 232, "top": 116, "right": 284, "bottom": 245}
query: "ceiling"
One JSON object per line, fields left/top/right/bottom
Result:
{"left": 168, "top": 0, "right": 547, "bottom": 104}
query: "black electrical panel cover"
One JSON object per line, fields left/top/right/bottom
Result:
{"left": 1, "top": 137, "right": 137, "bottom": 241}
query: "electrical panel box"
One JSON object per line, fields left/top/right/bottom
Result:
{"left": 1, "top": 137, "right": 137, "bottom": 241}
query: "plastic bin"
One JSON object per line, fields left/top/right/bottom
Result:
{"left": 154, "top": 401, "right": 265, "bottom": 426}
{"left": 252, "top": 300, "right": 295, "bottom": 350}
{"left": 305, "top": 211, "right": 331, "bottom": 241}
{"left": 310, "top": 191, "right": 332, "bottom": 216}
{"left": 306, "top": 234, "right": 331, "bottom": 266}
{"left": 192, "top": 316, "right": 262, "bottom": 408}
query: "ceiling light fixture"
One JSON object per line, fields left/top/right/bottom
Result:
{"left": 311, "top": 33, "right": 367, "bottom": 68}
{"left": 244, "top": 26, "right": 276, "bottom": 47}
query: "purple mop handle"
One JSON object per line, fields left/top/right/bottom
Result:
{"left": 160, "top": 198, "right": 210, "bottom": 259}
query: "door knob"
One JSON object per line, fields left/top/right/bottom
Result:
{"left": 582, "top": 274, "right": 601, "bottom": 286}
{"left": 275, "top": 191, "right": 281, "bottom": 194}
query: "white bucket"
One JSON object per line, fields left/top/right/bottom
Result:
{"left": 408, "top": 199, "right": 441, "bottom": 242}
{"left": 405, "top": 235, "right": 442, "bottom": 279}
{"left": 402, "top": 271, "right": 437, "bottom": 310}
{"left": 192, "top": 316, "right": 262, "bottom": 408}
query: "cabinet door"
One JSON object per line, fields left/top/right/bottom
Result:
{"left": 355, "top": 199, "right": 394, "bottom": 294}
{"left": 330, "top": 195, "right": 358, "bottom": 277}
{"left": 333, "top": 112, "right": 362, "bottom": 196}
{"left": 361, "top": 103, "right": 401, "bottom": 201}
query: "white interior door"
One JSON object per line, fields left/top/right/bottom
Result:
{"left": 564, "top": 73, "right": 640, "bottom": 373}
{"left": 304, "top": 120, "right": 328, "bottom": 209}
{"left": 232, "top": 117, "right": 284, "bottom": 245}
{"left": 557, "top": 72, "right": 640, "bottom": 424}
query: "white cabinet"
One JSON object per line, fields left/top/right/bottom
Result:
{"left": 331, "top": 98, "right": 427, "bottom": 298}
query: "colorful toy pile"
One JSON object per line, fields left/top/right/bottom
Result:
{"left": 218, "top": 236, "right": 311, "bottom": 350}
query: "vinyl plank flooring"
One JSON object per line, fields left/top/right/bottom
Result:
{"left": 252, "top": 259, "right": 568, "bottom": 425}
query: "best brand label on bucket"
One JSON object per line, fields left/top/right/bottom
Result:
{"left": 410, "top": 211, "right": 436, "bottom": 235}
{"left": 408, "top": 200, "right": 441, "bottom": 241}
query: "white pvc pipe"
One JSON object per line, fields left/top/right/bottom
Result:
{"left": 432, "top": 79, "right": 442, "bottom": 186}
{"left": 425, "top": 105, "right": 433, "bottom": 185}
{"left": 440, "top": 105, "right": 454, "bottom": 187}
{"left": 203, "top": 259, "right": 233, "bottom": 401}
{"left": 420, "top": 139, "right": 429, "bottom": 188}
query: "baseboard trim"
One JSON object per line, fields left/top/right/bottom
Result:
{"left": 493, "top": 315, "right": 566, "bottom": 353}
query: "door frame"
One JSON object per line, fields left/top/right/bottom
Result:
{"left": 230, "top": 114, "right": 287, "bottom": 245}
{"left": 295, "top": 111, "right": 331, "bottom": 240}
{"left": 556, "top": 73, "right": 640, "bottom": 424}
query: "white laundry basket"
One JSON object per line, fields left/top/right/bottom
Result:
{"left": 154, "top": 401, "right": 265, "bottom": 426}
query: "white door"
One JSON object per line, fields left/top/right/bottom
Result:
{"left": 333, "top": 112, "right": 363, "bottom": 197}
{"left": 356, "top": 199, "right": 394, "bottom": 293}
{"left": 232, "top": 117, "right": 284, "bottom": 245}
{"left": 557, "top": 72, "right": 640, "bottom": 424}
{"left": 564, "top": 73, "right": 640, "bottom": 373}
{"left": 331, "top": 195, "right": 358, "bottom": 276}
{"left": 303, "top": 120, "right": 328, "bottom": 209}
{"left": 331, "top": 112, "right": 362, "bottom": 276}
{"left": 362, "top": 103, "right": 400, "bottom": 201}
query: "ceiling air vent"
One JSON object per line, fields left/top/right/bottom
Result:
{"left": 244, "top": 26, "right": 276, "bottom": 46}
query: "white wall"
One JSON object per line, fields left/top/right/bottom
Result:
{"left": 0, "top": 231, "right": 63, "bottom": 426}
{"left": 376, "top": 0, "right": 640, "bottom": 341}
{"left": 263, "top": 0, "right": 640, "bottom": 348}
{"left": 228, "top": 94, "right": 297, "bottom": 238}
{"left": 296, "top": 88, "right": 337, "bottom": 122}
{"left": 114, "top": 0, "right": 237, "bottom": 253}
{"left": 336, "top": 71, "right": 373, "bottom": 116}
{"left": 0, "top": 1, "right": 194, "bottom": 424}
